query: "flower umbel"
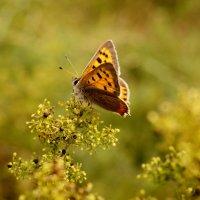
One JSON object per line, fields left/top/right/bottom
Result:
{"left": 27, "top": 97, "right": 119, "bottom": 154}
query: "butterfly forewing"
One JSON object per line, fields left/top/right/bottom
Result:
{"left": 81, "top": 40, "right": 120, "bottom": 78}
{"left": 81, "top": 63, "right": 120, "bottom": 96}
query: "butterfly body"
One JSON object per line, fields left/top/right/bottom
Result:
{"left": 73, "top": 40, "right": 130, "bottom": 117}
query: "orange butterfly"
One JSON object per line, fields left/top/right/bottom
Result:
{"left": 73, "top": 40, "right": 130, "bottom": 117}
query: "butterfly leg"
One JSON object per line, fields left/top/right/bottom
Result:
{"left": 85, "top": 98, "right": 93, "bottom": 108}
{"left": 87, "top": 99, "right": 93, "bottom": 107}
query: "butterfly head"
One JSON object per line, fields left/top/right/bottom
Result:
{"left": 72, "top": 77, "right": 85, "bottom": 101}
{"left": 72, "top": 77, "right": 80, "bottom": 86}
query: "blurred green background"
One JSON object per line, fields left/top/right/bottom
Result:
{"left": 1, "top": 0, "right": 200, "bottom": 199}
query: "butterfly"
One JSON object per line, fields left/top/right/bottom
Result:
{"left": 73, "top": 40, "right": 130, "bottom": 117}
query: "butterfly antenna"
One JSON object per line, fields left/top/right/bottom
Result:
{"left": 65, "top": 55, "right": 78, "bottom": 77}
{"left": 58, "top": 66, "right": 76, "bottom": 76}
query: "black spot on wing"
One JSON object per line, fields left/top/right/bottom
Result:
{"left": 108, "top": 82, "right": 112, "bottom": 87}
{"left": 104, "top": 86, "right": 107, "bottom": 91}
{"left": 97, "top": 72, "right": 102, "bottom": 79}
{"left": 92, "top": 77, "right": 95, "bottom": 81}
{"left": 103, "top": 71, "right": 110, "bottom": 77}
{"left": 103, "top": 52, "right": 108, "bottom": 58}
{"left": 97, "top": 57, "right": 102, "bottom": 64}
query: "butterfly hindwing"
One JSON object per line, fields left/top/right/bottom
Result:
{"left": 84, "top": 87, "right": 129, "bottom": 117}
{"left": 81, "top": 40, "right": 120, "bottom": 78}
{"left": 81, "top": 63, "right": 120, "bottom": 96}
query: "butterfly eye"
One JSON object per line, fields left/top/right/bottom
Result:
{"left": 73, "top": 78, "right": 80, "bottom": 86}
